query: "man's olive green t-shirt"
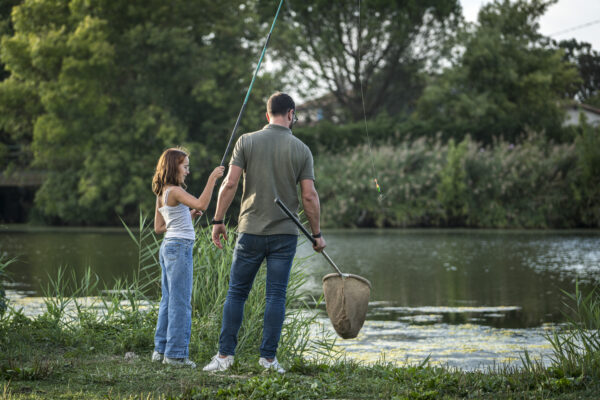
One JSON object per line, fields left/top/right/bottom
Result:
{"left": 230, "top": 124, "right": 314, "bottom": 235}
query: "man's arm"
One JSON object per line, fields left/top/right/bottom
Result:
{"left": 212, "top": 165, "right": 243, "bottom": 249}
{"left": 300, "top": 179, "right": 326, "bottom": 252}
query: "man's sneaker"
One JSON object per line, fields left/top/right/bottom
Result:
{"left": 259, "top": 357, "right": 286, "bottom": 374}
{"left": 202, "top": 354, "right": 234, "bottom": 372}
{"left": 151, "top": 351, "right": 163, "bottom": 362}
{"left": 162, "top": 356, "right": 197, "bottom": 368}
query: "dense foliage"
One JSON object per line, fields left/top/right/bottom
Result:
{"left": 314, "top": 125, "right": 600, "bottom": 229}
{"left": 0, "top": 0, "right": 281, "bottom": 225}
{"left": 412, "top": 0, "right": 581, "bottom": 144}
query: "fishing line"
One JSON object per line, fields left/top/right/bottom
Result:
{"left": 220, "top": 0, "right": 285, "bottom": 166}
{"left": 357, "top": 0, "right": 383, "bottom": 200}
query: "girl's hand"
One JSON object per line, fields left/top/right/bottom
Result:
{"left": 211, "top": 166, "right": 225, "bottom": 181}
{"left": 190, "top": 209, "right": 203, "bottom": 220}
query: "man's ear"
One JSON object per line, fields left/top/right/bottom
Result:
{"left": 266, "top": 112, "right": 270, "bottom": 122}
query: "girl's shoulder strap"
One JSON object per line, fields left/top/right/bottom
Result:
{"left": 163, "top": 186, "right": 182, "bottom": 206}
{"left": 163, "top": 187, "right": 172, "bottom": 205}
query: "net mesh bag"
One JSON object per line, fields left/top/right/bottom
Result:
{"left": 322, "top": 273, "right": 371, "bottom": 339}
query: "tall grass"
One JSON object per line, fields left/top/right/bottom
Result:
{"left": 0, "top": 254, "right": 16, "bottom": 317}
{"left": 545, "top": 283, "right": 600, "bottom": 378}
{"left": 173, "top": 217, "right": 337, "bottom": 361}
{"left": 24, "top": 212, "right": 337, "bottom": 362}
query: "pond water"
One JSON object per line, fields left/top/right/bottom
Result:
{"left": 2, "top": 225, "right": 600, "bottom": 370}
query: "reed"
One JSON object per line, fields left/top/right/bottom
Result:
{"left": 0, "top": 254, "right": 15, "bottom": 316}
{"left": 183, "top": 217, "right": 337, "bottom": 361}
{"left": 545, "top": 283, "right": 600, "bottom": 378}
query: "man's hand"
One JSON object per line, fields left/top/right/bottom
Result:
{"left": 313, "top": 236, "right": 326, "bottom": 252}
{"left": 212, "top": 224, "right": 228, "bottom": 249}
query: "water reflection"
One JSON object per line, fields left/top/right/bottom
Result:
{"left": 0, "top": 227, "right": 138, "bottom": 294}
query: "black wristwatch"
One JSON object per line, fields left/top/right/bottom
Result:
{"left": 312, "top": 232, "right": 322, "bottom": 238}
{"left": 211, "top": 219, "right": 224, "bottom": 225}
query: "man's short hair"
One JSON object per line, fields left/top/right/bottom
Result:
{"left": 267, "top": 92, "right": 295, "bottom": 116}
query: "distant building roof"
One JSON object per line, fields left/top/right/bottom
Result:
{"left": 563, "top": 102, "right": 600, "bottom": 127}
{"left": 296, "top": 93, "right": 343, "bottom": 125}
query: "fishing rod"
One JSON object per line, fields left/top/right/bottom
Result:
{"left": 357, "top": 0, "right": 383, "bottom": 199}
{"left": 220, "top": 0, "right": 285, "bottom": 166}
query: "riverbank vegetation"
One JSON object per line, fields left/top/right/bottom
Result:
{"left": 1, "top": 221, "right": 600, "bottom": 399}
{"left": 311, "top": 122, "right": 600, "bottom": 228}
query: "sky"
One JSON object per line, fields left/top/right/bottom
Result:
{"left": 461, "top": 0, "right": 600, "bottom": 50}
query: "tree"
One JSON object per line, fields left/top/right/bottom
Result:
{"left": 259, "top": 0, "right": 461, "bottom": 121}
{"left": 0, "top": 0, "right": 282, "bottom": 224}
{"left": 413, "top": 0, "right": 581, "bottom": 143}
{"left": 556, "top": 39, "right": 600, "bottom": 107}
{"left": 0, "top": 0, "right": 25, "bottom": 170}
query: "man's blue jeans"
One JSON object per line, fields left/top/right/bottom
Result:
{"left": 154, "top": 237, "right": 194, "bottom": 359}
{"left": 219, "top": 233, "right": 297, "bottom": 358}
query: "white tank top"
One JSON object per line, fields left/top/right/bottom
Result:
{"left": 158, "top": 188, "right": 195, "bottom": 240}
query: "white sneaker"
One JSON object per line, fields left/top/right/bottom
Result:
{"left": 162, "top": 356, "right": 197, "bottom": 368}
{"left": 202, "top": 354, "right": 234, "bottom": 372}
{"left": 259, "top": 357, "right": 286, "bottom": 374}
{"left": 151, "top": 351, "right": 163, "bottom": 362}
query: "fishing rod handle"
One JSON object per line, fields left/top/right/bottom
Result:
{"left": 274, "top": 198, "right": 316, "bottom": 245}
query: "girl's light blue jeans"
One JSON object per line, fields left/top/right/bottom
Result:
{"left": 154, "top": 237, "right": 194, "bottom": 359}
{"left": 218, "top": 233, "right": 297, "bottom": 358}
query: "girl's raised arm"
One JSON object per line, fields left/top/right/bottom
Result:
{"left": 173, "top": 166, "right": 225, "bottom": 211}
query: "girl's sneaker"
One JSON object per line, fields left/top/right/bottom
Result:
{"left": 151, "top": 351, "right": 163, "bottom": 362}
{"left": 258, "top": 357, "right": 285, "bottom": 374}
{"left": 202, "top": 354, "right": 234, "bottom": 372}
{"left": 163, "top": 356, "right": 197, "bottom": 368}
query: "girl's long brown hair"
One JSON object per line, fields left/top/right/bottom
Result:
{"left": 152, "top": 147, "right": 188, "bottom": 196}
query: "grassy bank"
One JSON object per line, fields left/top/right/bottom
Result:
{"left": 1, "top": 316, "right": 599, "bottom": 400}
{"left": 1, "top": 221, "right": 599, "bottom": 399}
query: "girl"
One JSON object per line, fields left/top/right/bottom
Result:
{"left": 151, "top": 147, "right": 224, "bottom": 368}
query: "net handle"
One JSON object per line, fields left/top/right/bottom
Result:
{"left": 274, "top": 197, "right": 343, "bottom": 276}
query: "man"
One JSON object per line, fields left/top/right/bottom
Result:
{"left": 203, "top": 92, "right": 326, "bottom": 374}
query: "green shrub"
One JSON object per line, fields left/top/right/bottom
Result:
{"left": 315, "top": 133, "right": 589, "bottom": 228}
{"left": 464, "top": 134, "right": 579, "bottom": 228}
{"left": 294, "top": 113, "right": 401, "bottom": 156}
{"left": 315, "top": 137, "right": 443, "bottom": 227}
{"left": 572, "top": 121, "right": 600, "bottom": 227}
